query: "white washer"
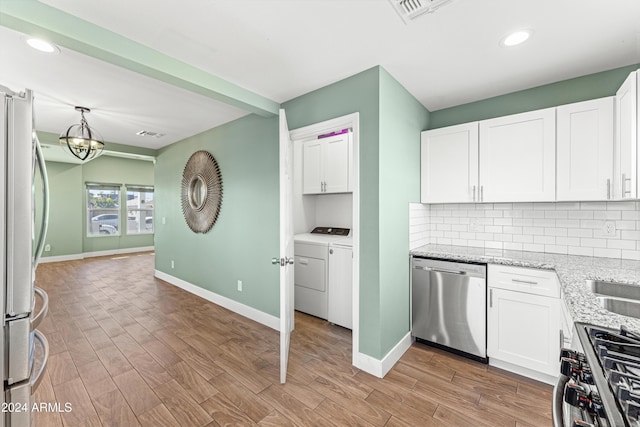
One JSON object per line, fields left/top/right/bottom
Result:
{"left": 293, "top": 230, "right": 350, "bottom": 321}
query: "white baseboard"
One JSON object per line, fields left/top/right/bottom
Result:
{"left": 355, "top": 331, "right": 412, "bottom": 378}
{"left": 489, "top": 358, "right": 557, "bottom": 385}
{"left": 154, "top": 269, "right": 280, "bottom": 331}
{"left": 39, "top": 246, "right": 155, "bottom": 263}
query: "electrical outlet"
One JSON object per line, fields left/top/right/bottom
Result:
{"left": 603, "top": 221, "right": 616, "bottom": 237}
{"left": 171, "top": 260, "right": 175, "bottom": 269}
{"left": 237, "top": 280, "right": 243, "bottom": 292}
{"left": 44, "top": 244, "right": 51, "bottom": 252}
{"left": 162, "top": 217, "right": 166, "bottom": 225}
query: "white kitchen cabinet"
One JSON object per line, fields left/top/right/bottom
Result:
{"left": 302, "top": 133, "right": 351, "bottom": 194}
{"left": 487, "top": 265, "right": 561, "bottom": 381}
{"left": 479, "top": 108, "right": 556, "bottom": 202}
{"left": 420, "top": 122, "right": 479, "bottom": 203}
{"left": 614, "top": 71, "right": 638, "bottom": 199}
{"left": 328, "top": 245, "right": 352, "bottom": 329}
{"left": 557, "top": 97, "right": 614, "bottom": 201}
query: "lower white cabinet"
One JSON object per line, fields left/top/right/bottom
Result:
{"left": 487, "top": 265, "right": 561, "bottom": 381}
{"left": 328, "top": 245, "right": 352, "bottom": 329}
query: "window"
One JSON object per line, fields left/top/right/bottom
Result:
{"left": 87, "top": 183, "right": 121, "bottom": 236}
{"left": 126, "top": 185, "right": 154, "bottom": 234}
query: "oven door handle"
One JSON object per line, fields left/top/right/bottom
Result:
{"left": 552, "top": 374, "right": 569, "bottom": 427}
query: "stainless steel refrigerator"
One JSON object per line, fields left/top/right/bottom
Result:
{"left": 1, "top": 86, "right": 50, "bottom": 427}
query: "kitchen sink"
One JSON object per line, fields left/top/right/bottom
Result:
{"left": 597, "top": 296, "right": 640, "bottom": 319}
{"left": 589, "top": 280, "right": 640, "bottom": 301}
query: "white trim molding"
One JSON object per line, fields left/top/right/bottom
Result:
{"left": 355, "top": 332, "right": 413, "bottom": 378}
{"left": 154, "top": 269, "right": 280, "bottom": 331}
{"left": 38, "top": 246, "right": 155, "bottom": 263}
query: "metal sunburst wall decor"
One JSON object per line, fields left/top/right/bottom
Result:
{"left": 181, "top": 150, "right": 223, "bottom": 233}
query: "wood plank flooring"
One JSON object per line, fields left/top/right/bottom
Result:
{"left": 33, "top": 252, "right": 552, "bottom": 426}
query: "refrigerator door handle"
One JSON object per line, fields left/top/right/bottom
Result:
{"left": 31, "top": 330, "right": 49, "bottom": 392}
{"left": 33, "top": 132, "right": 50, "bottom": 268}
{"left": 31, "top": 287, "right": 49, "bottom": 330}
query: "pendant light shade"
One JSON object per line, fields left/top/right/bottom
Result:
{"left": 59, "top": 106, "right": 105, "bottom": 161}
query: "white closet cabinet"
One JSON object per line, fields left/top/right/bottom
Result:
{"left": 487, "top": 265, "right": 561, "bottom": 380}
{"left": 328, "top": 245, "right": 352, "bottom": 329}
{"left": 556, "top": 97, "right": 614, "bottom": 201}
{"left": 420, "top": 122, "right": 479, "bottom": 203}
{"left": 479, "top": 108, "right": 556, "bottom": 202}
{"left": 302, "top": 133, "right": 350, "bottom": 194}
{"left": 614, "top": 71, "right": 638, "bottom": 199}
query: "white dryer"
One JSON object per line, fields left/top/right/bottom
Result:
{"left": 294, "top": 227, "right": 350, "bottom": 322}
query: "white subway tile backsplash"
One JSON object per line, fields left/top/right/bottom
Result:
{"left": 622, "top": 250, "right": 640, "bottom": 261}
{"left": 580, "top": 202, "right": 607, "bottom": 210}
{"left": 568, "top": 228, "right": 593, "bottom": 238}
{"left": 569, "top": 246, "right": 594, "bottom": 257}
{"left": 534, "top": 235, "right": 556, "bottom": 245}
{"left": 513, "top": 234, "right": 534, "bottom": 244}
{"left": 608, "top": 239, "right": 637, "bottom": 250}
{"left": 409, "top": 201, "right": 640, "bottom": 260}
{"left": 594, "top": 210, "right": 622, "bottom": 220}
{"left": 609, "top": 201, "right": 636, "bottom": 210}
{"left": 568, "top": 211, "right": 594, "bottom": 220}
{"left": 594, "top": 248, "right": 622, "bottom": 259}
{"left": 545, "top": 245, "right": 568, "bottom": 254}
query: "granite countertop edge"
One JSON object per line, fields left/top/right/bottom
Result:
{"left": 410, "top": 244, "right": 640, "bottom": 334}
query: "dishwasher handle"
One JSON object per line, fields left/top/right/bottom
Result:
{"left": 414, "top": 266, "right": 467, "bottom": 276}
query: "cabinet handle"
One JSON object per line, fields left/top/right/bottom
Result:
{"left": 489, "top": 288, "right": 493, "bottom": 308}
{"left": 607, "top": 179, "right": 611, "bottom": 200}
{"left": 472, "top": 185, "right": 476, "bottom": 202}
{"left": 480, "top": 186, "right": 484, "bottom": 202}
{"left": 511, "top": 278, "right": 538, "bottom": 285}
{"left": 329, "top": 249, "right": 333, "bottom": 255}
{"left": 560, "top": 329, "right": 564, "bottom": 350}
{"left": 622, "top": 173, "right": 631, "bottom": 196}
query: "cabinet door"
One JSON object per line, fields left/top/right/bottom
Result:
{"left": 557, "top": 97, "right": 614, "bottom": 201}
{"left": 614, "top": 71, "right": 637, "bottom": 199}
{"left": 487, "top": 288, "right": 560, "bottom": 376}
{"left": 324, "top": 134, "right": 349, "bottom": 193}
{"left": 302, "top": 140, "right": 323, "bottom": 194}
{"left": 479, "top": 108, "right": 556, "bottom": 202}
{"left": 421, "top": 122, "right": 479, "bottom": 203}
{"left": 328, "top": 246, "right": 352, "bottom": 329}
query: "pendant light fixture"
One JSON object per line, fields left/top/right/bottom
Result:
{"left": 59, "top": 106, "right": 105, "bottom": 161}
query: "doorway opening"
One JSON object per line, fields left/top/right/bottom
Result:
{"left": 287, "top": 113, "right": 361, "bottom": 367}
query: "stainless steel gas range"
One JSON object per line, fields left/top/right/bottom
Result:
{"left": 555, "top": 322, "right": 640, "bottom": 426}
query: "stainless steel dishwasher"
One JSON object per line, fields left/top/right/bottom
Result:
{"left": 411, "top": 257, "right": 487, "bottom": 362}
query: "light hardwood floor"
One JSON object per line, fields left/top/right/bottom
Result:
{"left": 33, "top": 252, "right": 552, "bottom": 426}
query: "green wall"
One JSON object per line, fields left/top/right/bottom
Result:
{"left": 154, "top": 114, "right": 280, "bottom": 317}
{"left": 378, "top": 69, "right": 430, "bottom": 354}
{"left": 283, "top": 67, "right": 384, "bottom": 357}
{"left": 36, "top": 132, "right": 155, "bottom": 258}
{"left": 430, "top": 64, "right": 640, "bottom": 128}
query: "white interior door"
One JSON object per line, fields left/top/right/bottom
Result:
{"left": 279, "top": 108, "right": 294, "bottom": 384}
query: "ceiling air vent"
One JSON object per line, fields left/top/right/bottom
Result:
{"left": 136, "top": 130, "right": 165, "bottom": 138}
{"left": 388, "top": 0, "right": 455, "bottom": 24}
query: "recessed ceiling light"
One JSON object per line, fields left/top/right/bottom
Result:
{"left": 500, "top": 30, "right": 532, "bottom": 47}
{"left": 25, "top": 37, "right": 60, "bottom": 54}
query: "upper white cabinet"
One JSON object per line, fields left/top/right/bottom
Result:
{"left": 420, "top": 122, "right": 479, "bottom": 203}
{"left": 479, "top": 108, "right": 556, "bottom": 202}
{"left": 614, "top": 71, "right": 638, "bottom": 199}
{"left": 302, "top": 133, "right": 351, "bottom": 194}
{"left": 557, "top": 97, "right": 614, "bottom": 201}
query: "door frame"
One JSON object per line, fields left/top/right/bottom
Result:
{"left": 288, "top": 112, "right": 360, "bottom": 366}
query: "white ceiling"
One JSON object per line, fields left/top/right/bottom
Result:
{"left": 4, "top": 0, "right": 640, "bottom": 150}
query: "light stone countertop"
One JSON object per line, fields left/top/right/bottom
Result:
{"left": 410, "top": 244, "right": 640, "bottom": 333}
